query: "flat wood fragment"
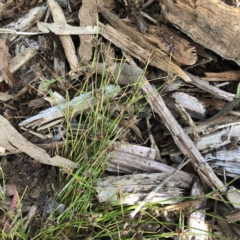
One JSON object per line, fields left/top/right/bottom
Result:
{"left": 0, "top": 116, "right": 78, "bottom": 168}
{"left": 0, "top": 39, "right": 16, "bottom": 87}
{"left": 145, "top": 25, "right": 197, "bottom": 66}
{"left": 9, "top": 48, "right": 36, "bottom": 74}
{"left": 111, "top": 141, "right": 156, "bottom": 160}
{"left": 196, "top": 125, "right": 240, "bottom": 152}
{"left": 202, "top": 70, "right": 240, "bottom": 81}
{"left": 160, "top": 0, "right": 240, "bottom": 65}
{"left": 225, "top": 210, "right": 240, "bottom": 223}
{"left": 47, "top": 0, "right": 79, "bottom": 73}
{"left": 108, "top": 152, "right": 194, "bottom": 188}
{"left": 98, "top": 6, "right": 192, "bottom": 83}
{"left": 19, "top": 85, "right": 121, "bottom": 127}
{"left": 78, "top": 0, "right": 96, "bottom": 61}
{"left": 97, "top": 173, "right": 186, "bottom": 205}
{"left": 184, "top": 115, "right": 240, "bottom": 135}
{"left": 187, "top": 179, "right": 207, "bottom": 240}
{"left": 205, "top": 146, "right": 240, "bottom": 178}
{"left": 171, "top": 92, "right": 206, "bottom": 119}
{"left": 37, "top": 22, "right": 100, "bottom": 35}
{"left": 186, "top": 72, "right": 235, "bottom": 102}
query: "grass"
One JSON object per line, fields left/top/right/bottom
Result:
{"left": 1, "top": 46, "right": 240, "bottom": 239}
{"left": 29, "top": 48, "right": 150, "bottom": 239}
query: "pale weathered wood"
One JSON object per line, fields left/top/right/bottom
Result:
{"left": 160, "top": 0, "right": 240, "bottom": 65}
{"left": 111, "top": 141, "right": 156, "bottom": 160}
{"left": 47, "top": 0, "right": 79, "bottom": 72}
{"left": 186, "top": 73, "right": 235, "bottom": 102}
{"left": 0, "top": 116, "right": 78, "bottom": 168}
{"left": 122, "top": 57, "right": 227, "bottom": 192}
{"left": 206, "top": 146, "right": 240, "bottom": 178}
{"left": 107, "top": 152, "right": 194, "bottom": 188}
{"left": 187, "top": 179, "right": 207, "bottom": 240}
{"left": 37, "top": 22, "right": 100, "bottom": 35}
{"left": 196, "top": 125, "right": 240, "bottom": 151}
{"left": 78, "top": 0, "right": 96, "bottom": 61}
{"left": 184, "top": 115, "right": 240, "bottom": 135}
{"left": 19, "top": 85, "right": 121, "bottom": 128}
{"left": 9, "top": 48, "right": 36, "bottom": 74}
{"left": 163, "top": 121, "right": 240, "bottom": 160}
{"left": 5, "top": 5, "right": 47, "bottom": 32}
{"left": 97, "top": 173, "right": 187, "bottom": 205}
{"left": 171, "top": 92, "right": 206, "bottom": 119}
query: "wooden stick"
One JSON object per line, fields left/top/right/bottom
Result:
{"left": 47, "top": 0, "right": 79, "bottom": 72}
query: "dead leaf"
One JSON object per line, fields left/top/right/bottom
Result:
{"left": 0, "top": 92, "right": 14, "bottom": 102}
{"left": 3, "top": 185, "right": 19, "bottom": 233}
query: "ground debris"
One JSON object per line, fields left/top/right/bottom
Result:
{"left": 0, "top": 0, "right": 240, "bottom": 238}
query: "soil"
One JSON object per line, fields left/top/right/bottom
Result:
{"left": 0, "top": 0, "right": 240, "bottom": 239}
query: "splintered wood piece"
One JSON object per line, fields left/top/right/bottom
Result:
{"left": 187, "top": 179, "right": 207, "bottom": 240}
{"left": 19, "top": 85, "right": 121, "bottom": 127}
{"left": 126, "top": 58, "right": 226, "bottom": 192}
{"left": 183, "top": 114, "right": 240, "bottom": 136}
{"left": 98, "top": 0, "right": 118, "bottom": 10}
{"left": 47, "top": 0, "right": 79, "bottom": 73}
{"left": 5, "top": 5, "right": 47, "bottom": 33}
{"left": 145, "top": 25, "right": 197, "bottom": 66}
{"left": 98, "top": 6, "right": 192, "bottom": 83}
{"left": 107, "top": 152, "right": 194, "bottom": 188}
{"left": 160, "top": 0, "right": 240, "bottom": 66}
{"left": 186, "top": 72, "right": 235, "bottom": 102}
{"left": 206, "top": 147, "right": 240, "bottom": 178}
{"left": 225, "top": 210, "right": 240, "bottom": 223}
{"left": 9, "top": 48, "right": 36, "bottom": 74}
{"left": 197, "top": 127, "right": 240, "bottom": 153}
{"left": 0, "top": 116, "right": 78, "bottom": 168}
{"left": 171, "top": 92, "right": 206, "bottom": 119}
{"left": 0, "top": 39, "right": 16, "bottom": 87}
{"left": 78, "top": 0, "right": 96, "bottom": 61}
{"left": 97, "top": 173, "right": 186, "bottom": 205}
{"left": 202, "top": 70, "right": 240, "bottom": 81}
{"left": 37, "top": 22, "right": 100, "bottom": 35}
{"left": 111, "top": 141, "right": 156, "bottom": 160}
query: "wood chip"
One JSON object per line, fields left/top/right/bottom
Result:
{"left": 0, "top": 115, "right": 78, "bottom": 168}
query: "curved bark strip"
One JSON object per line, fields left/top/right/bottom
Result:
{"left": 0, "top": 116, "right": 78, "bottom": 169}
